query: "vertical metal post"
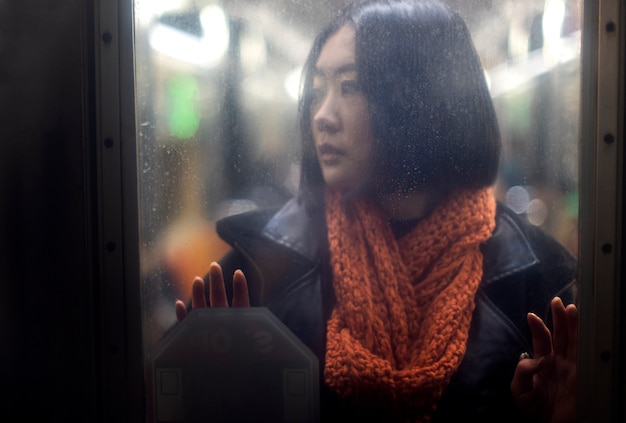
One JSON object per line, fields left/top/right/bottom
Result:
{"left": 578, "top": 0, "right": 624, "bottom": 421}
{"left": 94, "top": 0, "right": 142, "bottom": 420}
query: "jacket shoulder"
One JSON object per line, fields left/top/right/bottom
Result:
{"left": 215, "top": 198, "right": 320, "bottom": 305}
{"left": 436, "top": 204, "right": 578, "bottom": 421}
{"left": 216, "top": 207, "right": 278, "bottom": 242}
{"left": 481, "top": 203, "right": 578, "bottom": 322}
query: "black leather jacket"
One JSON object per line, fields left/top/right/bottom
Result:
{"left": 213, "top": 197, "right": 577, "bottom": 422}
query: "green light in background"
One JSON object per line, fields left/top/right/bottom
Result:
{"left": 167, "top": 75, "right": 200, "bottom": 139}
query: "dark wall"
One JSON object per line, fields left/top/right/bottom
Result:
{"left": 0, "top": 0, "right": 97, "bottom": 420}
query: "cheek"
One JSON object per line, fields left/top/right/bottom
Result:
{"left": 353, "top": 99, "right": 373, "bottom": 132}
{"left": 354, "top": 140, "right": 373, "bottom": 169}
{"left": 310, "top": 111, "right": 320, "bottom": 139}
{"left": 351, "top": 112, "right": 375, "bottom": 160}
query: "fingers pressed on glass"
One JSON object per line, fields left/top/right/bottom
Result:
{"left": 175, "top": 300, "right": 188, "bottom": 321}
{"left": 527, "top": 312, "right": 552, "bottom": 358}
{"left": 232, "top": 269, "right": 250, "bottom": 308}
{"left": 551, "top": 297, "right": 569, "bottom": 357}
{"left": 511, "top": 355, "right": 543, "bottom": 396}
{"left": 566, "top": 304, "right": 579, "bottom": 361}
{"left": 209, "top": 262, "right": 228, "bottom": 308}
{"left": 191, "top": 276, "right": 208, "bottom": 309}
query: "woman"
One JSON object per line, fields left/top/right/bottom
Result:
{"left": 176, "top": 0, "right": 578, "bottom": 421}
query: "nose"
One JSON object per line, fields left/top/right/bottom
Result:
{"left": 312, "top": 93, "right": 340, "bottom": 133}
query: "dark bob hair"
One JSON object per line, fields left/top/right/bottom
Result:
{"left": 298, "top": 0, "right": 501, "bottom": 209}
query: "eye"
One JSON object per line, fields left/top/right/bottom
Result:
{"left": 341, "top": 79, "right": 360, "bottom": 95}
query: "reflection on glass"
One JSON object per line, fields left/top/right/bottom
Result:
{"left": 136, "top": 1, "right": 318, "bottom": 344}
{"left": 135, "top": 1, "right": 581, "bottom": 421}
{"left": 135, "top": 0, "right": 580, "bottom": 356}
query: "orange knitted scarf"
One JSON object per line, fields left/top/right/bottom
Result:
{"left": 323, "top": 188, "right": 496, "bottom": 421}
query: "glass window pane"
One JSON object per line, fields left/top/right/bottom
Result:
{"left": 134, "top": 0, "right": 580, "bottom": 419}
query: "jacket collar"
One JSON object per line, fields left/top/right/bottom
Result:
{"left": 480, "top": 205, "right": 539, "bottom": 284}
{"left": 260, "top": 199, "right": 539, "bottom": 283}
{"left": 262, "top": 197, "right": 319, "bottom": 263}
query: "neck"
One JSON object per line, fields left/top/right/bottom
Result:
{"left": 378, "top": 190, "right": 445, "bottom": 221}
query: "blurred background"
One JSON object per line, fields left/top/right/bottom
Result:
{"left": 134, "top": 0, "right": 582, "bottom": 344}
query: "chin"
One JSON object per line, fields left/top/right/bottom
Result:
{"left": 322, "top": 171, "right": 361, "bottom": 193}
{"left": 324, "top": 181, "right": 357, "bottom": 193}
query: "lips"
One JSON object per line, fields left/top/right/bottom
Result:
{"left": 318, "top": 143, "right": 345, "bottom": 163}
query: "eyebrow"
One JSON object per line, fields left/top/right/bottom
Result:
{"left": 313, "top": 63, "right": 358, "bottom": 79}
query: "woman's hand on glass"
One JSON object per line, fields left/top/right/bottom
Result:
{"left": 511, "top": 297, "right": 578, "bottom": 423}
{"left": 175, "top": 261, "right": 250, "bottom": 321}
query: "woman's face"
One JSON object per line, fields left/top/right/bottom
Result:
{"left": 311, "top": 24, "right": 374, "bottom": 192}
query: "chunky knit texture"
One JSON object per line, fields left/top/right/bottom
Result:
{"left": 323, "top": 188, "right": 496, "bottom": 421}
